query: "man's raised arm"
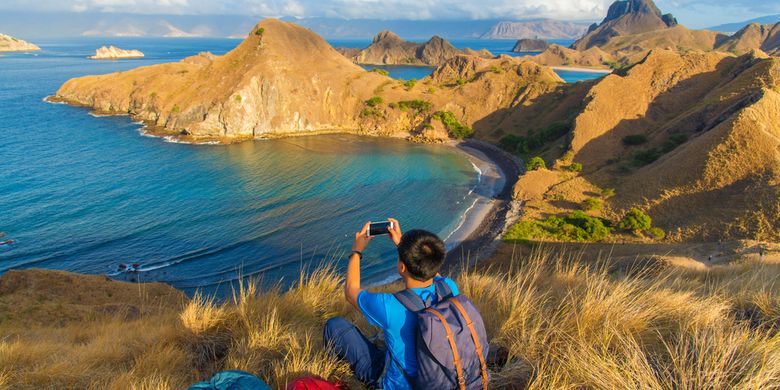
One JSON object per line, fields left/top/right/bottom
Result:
{"left": 345, "top": 222, "right": 372, "bottom": 309}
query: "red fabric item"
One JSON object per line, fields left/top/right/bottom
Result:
{"left": 285, "top": 377, "right": 348, "bottom": 390}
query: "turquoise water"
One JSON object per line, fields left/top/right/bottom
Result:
{"left": 0, "top": 38, "right": 479, "bottom": 296}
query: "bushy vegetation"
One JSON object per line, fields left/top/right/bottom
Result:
{"left": 601, "top": 187, "right": 616, "bottom": 198}
{"left": 369, "top": 68, "right": 389, "bottom": 76}
{"left": 622, "top": 134, "right": 648, "bottom": 146}
{"left": 582, "top": 198, "right": 603, "bottom": 211}
{"left": 564, "top": 162, "right": 583, "bottom": 172}
{"left": 525, "top": 156, "right": 546, "bottom": 171}
{"left": 632, "top": 133, "right": 690, "bottom": 166}
{"left": 432, "top": 111, "right": 473, "bottom": 139}
{"left": 505, "top": 211, "right": 612, "bottom": 242}
{"left": 364, "top": 96, "right": 383, "bottom": 107}
{"left": 403, "top": 78, "right": 417, "bottom": 90}
{"left": 618, "top": 208, "right": 653, "bottom": 232}
{"left": 396, "top": 100, "right": 432, "bottom": 113}
{"left": 649, "top": 227, "right": 666, "bottom": 239}
{"left": 498, "top": 122, "right": 570, "bottom": 155}
{"left": 1, "top": 250, "right": 779, "bottom": 389}
{"left": 255, "top": 27, "right": 265, "bottom": 36}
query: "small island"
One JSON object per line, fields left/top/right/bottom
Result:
{"left": 512, "top": 38, "right": 549, "bottom": 52}
{"left": 89, "top": 45, "right": 144, "bottom": 60}
{"left": 0, "top": 33, "right": 40, "bottom": 52}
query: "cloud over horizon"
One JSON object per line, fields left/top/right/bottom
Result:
{"left": 0, "top": 0, "right": 777, "bottom": 27}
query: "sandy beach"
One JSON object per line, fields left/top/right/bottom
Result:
{"left": 442, "top": 140, "right": 521, "bottom": 272}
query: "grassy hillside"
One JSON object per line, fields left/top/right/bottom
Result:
{"left": 1, "top": 249, "right": 778, "bottom": 389}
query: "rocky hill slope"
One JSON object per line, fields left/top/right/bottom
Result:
{"left": 531, "top": 0, "right": 726, "bottom": 69}
{"left": 481, "top": 19, "right": 590, "bottom": 40}
{"left": 504, "top": 49, "right": 780, "bottom": 241}
{"left": 337, "top": 31, "right": 493, "bottom": 66}
{"left": 574, "top": 0, "right": 678, "bottom": 50}
{"left": 716, "top": 23, "right": 780, "bottom": 56}
{"left": 0, "top": 33, "right": 39, "bottom": 52}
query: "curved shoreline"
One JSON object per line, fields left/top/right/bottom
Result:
{"left": 442, "top": 139, "right": 521, "bottom": 272}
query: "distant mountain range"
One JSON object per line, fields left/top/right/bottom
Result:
{"left": 480, "top": 19, "right": 591, "bottom": 39}
{"left": 708, "top": 14, "right": 780, "bottom": 33}
{"left": 0, "top": 11, "right": 593, "bottom": 40}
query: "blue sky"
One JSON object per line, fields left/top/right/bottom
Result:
{"left": 0, "top": 0, "right": 777, "bottom": 28}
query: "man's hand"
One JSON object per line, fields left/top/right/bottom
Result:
{"left": 352, "top": 222, "right": 373, "bottom": 252}
{"left": 387, "top": 218, "right": 402, "bottom": 246}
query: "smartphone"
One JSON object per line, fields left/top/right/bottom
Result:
{"left": 367, "top": 221, "right": 393, "bottom": 237}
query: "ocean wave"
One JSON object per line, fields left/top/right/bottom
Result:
{"left": 137, "top": 127, "right": 220, "bottom": 145}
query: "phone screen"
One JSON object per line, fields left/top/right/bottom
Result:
{"left": 368, "top": 221, "right": 392, "bottom": 237}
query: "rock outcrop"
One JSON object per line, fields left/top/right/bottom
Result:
{"left": 531, "top": 0, "right": 725, "bottom": 69}
{"left": 0, "top": 33, "right": 40, "bottom": 52}
{"left": 481, "top": 20, "right": 590, "bottom": 40}
{"left": 339, "top": 31, "right": 493, "bottom": 66}
{"left": 89, "top": 45, "right": 145, "bottom": 59}
{"left": 574, "top": 0, "right": 678, "bottom": 50}
{"left": 512, "top": 39, "right": 550, "bottom": 52}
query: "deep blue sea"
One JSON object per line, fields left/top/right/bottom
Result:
{"left": 0, "top": 37, "right": 600, "bottom": 296}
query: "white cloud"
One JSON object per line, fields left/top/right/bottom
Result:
{"left": 0, "top": 0, "right": 774, "bottom": 24}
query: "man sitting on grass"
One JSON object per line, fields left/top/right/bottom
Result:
{"left": 323, "top": 218, "right": 458, "bottom": 390}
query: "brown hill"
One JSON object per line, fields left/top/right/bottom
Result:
{"left": 530, "top": 44, "right": 616, "bottom": 68}
{"left": 0, "top": 268, "right": 184, "bottom": 327}
{"left": 717, "top": 23, "right": 780, "bottom": 56}
{"left": 51, "top": 19, "right": 560, "bottom": 143}
{"left": 339, "top": 31, "right": 493, "bottom": 66}
{"left": 574, "top": 0, "right": 678, "bottom": 50}
{"left": 532, "top": 0, "right": 725, "bottom": 69}
{"left": 506, "top": 49, "right": 780, "bottom": 241}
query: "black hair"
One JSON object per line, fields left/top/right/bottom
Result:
{"left": 397, "top": 229, "right": 446, "bottom": 281}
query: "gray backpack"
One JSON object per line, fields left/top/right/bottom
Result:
{"left": 393, "top": 280, "right": 490, "bottom": 390}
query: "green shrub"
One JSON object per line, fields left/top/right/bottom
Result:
{"left": 633, "top": 148, "right": 662, "bottom": 166}
{"left": 490, "top": 66, "right": 503, "bottom": 74}
{"left": 171, "top": 105, "right": 181, "bottom": 113}
{"left": 505, "top": 211, "right": 611, "bottom": 242}
{"left": 397, "top": 100, "right": 432, "bottom": 113}
{"left": 649, "top": 227, "right": 666, "bottom": 240}
{"left": 403, "top": 78, "right": 417, "bottom": 90}
{"left": 234, "top": 95, "right": 242, "bottom": 103}
{"left": 663, "top": 133, "right": 688, "bottom": 152}
{"left": 255, "top": 27, "right": 265, "bottom": 36}
{"left": 369, "top": 68, "right": 389, "bottom": 76}
{"left": 456, "top": 78, "right": 466, "bottom": 85}
{"left": 601, "top": 188, "right": 616, "bottom": 198}
{"left": 565, "top": 163, "right": 583, "bottom": 172}
{"left": 365, "top": 96, "right": 383, "bottom": 107}
{"left": 619, "top": 208, "right": 652, "bottom": 232}
{"left": 526, "top": 156, "right": 546, "bottom": 171}
{"left": 432, "top": 111, "right": 473, "bottom": 139}
{"left": 623, "top": 134, "right": 648, "bottom": 146}
{"left": 582, "top": 198, "right": 603, "bottom": 211}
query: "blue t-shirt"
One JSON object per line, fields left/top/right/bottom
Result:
{"left": 357, "top": 276, "right": 459, "bottom": 390}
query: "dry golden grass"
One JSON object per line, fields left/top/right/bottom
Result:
{"left": 1, "top": 248, "right": 778, "bottom": 389}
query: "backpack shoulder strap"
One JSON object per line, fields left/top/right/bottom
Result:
{"left": 450, "top": 297, "right": 489, "bottom": 390}
{"left": 434, "top": 279, "right": 454, "bottom": 300}
{"left": 394, "top": 289, "right": 427, "bottom": 312}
